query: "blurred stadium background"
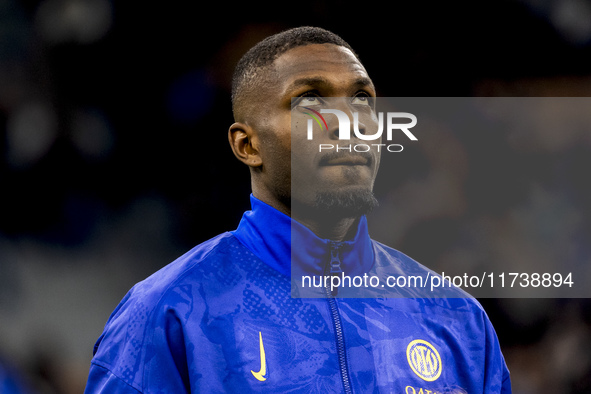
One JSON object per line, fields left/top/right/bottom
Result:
{"left": 1, "top": 0, "right": 590, "bottom": 393}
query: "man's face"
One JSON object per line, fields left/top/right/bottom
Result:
{"left": 251, "top": 43, "right": 381, "bottom": 216}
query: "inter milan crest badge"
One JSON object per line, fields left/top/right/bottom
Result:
{"left": 406, "top": 339, "right": 442, "bottom": 382}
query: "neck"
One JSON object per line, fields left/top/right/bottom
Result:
{"left": 290, "top": 197, "right": 363, "bottom": 240}
{"left": 251, "top": 190, "right": 361, "bottom": 241}
{"left": 293, "top": 215, "right": 360, "bottom": 241}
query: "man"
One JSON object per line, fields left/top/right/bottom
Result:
{"left": 85, "top": 27, "right": 511, "bottom": 393}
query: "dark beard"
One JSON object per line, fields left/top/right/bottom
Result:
{"left": 293, "top": 188, "right": 379, "bottom": 220}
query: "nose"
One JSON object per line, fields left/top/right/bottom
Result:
{"left": 322, "top": 100, "right": 365, "bottom": 141}
{"left": 325, "top": 113, "right": 367, "bottom": 140}
{"left": 353, "top": 112, "right": 368, "bottom": 138}
{"left": 327, "top": 118, "right": 341, "bottom": 140}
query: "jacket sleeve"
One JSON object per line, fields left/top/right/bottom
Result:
{"left": 482, "top": 308, "right": 512, "bottom": 394}
{"left": 85, "top": 363, "right": 142, "bottom": 394}
{"left": 501, "top": 371, "right": 512, "bottom": 394}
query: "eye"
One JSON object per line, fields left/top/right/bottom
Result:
{"left": 351, "top": 92, "right": 372, "bottom": 106}
{"left": 301, "top": 96, "right": 321, "bottom": 105}
{"left": 293, "top": 92, "right": 323, "bottom": 108}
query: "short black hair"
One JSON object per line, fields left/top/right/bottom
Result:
{"left": 231, "top": 26, "right": 358, "bottom": 120}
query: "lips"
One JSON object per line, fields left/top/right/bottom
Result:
{"left": 320, "top": 151, "right": 372, "bottom": 167}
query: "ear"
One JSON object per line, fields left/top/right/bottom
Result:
{"left": 228, "top": 122, "right": 263, "bottom": 168}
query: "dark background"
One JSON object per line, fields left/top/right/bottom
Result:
{"left": 1, "top": 0, "right": 590, "bottom": 392}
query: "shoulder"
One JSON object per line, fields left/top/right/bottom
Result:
{"left": 369, "top": 240, "right": 506, "bottom": 344}
{"left": 104, "top": 232, "right": 235, "bottom": 316}
{"left": 370, "top": 239, "right": 479, "bottom": 301}
{"left": 103, "top": 230, "right": 253, "bottom": 328}
{"left": 367, "top": 241, "right": 505, "bottom": 340}
{"left": 87, "top": 231, "right": 249, "bottom": 392}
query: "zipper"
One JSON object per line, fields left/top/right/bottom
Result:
{"left": 328, "top": 241, "right": 344, "bottom": 275}
{"left": 324, "top": 241, "right": 353, "bottom": 394}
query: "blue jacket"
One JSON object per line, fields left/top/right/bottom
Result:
{"left": 85, "top": 196, "right": 511, "bottom": 393}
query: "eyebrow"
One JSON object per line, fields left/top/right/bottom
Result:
{"left": 285, "top": 76, "right": 375, "bottom": 96}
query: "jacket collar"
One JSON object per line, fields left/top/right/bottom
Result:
{"left": 232, "top": 195, "right": 375, "bottom": 277}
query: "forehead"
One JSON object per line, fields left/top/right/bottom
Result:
{"left": 270, "top": 44, "right": 373, "bottom": 95}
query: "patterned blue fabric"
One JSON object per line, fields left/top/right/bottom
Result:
{"left": 85, "top": 196, "right": 511, "bottom": 393}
